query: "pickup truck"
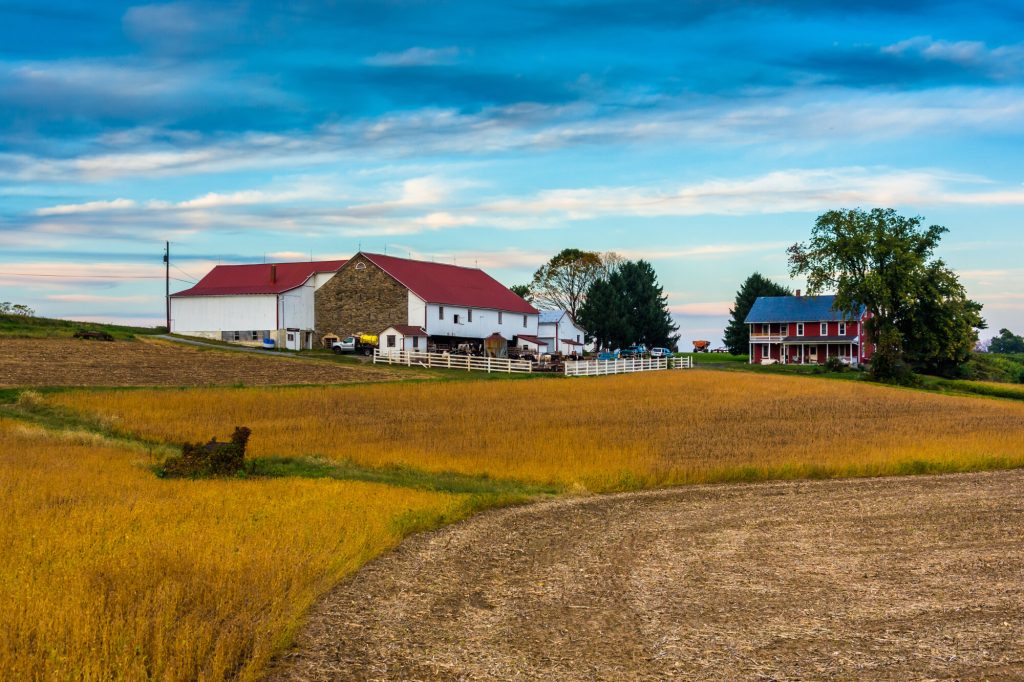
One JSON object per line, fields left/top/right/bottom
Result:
{"left": 331, "top": 333, "right": 378, "bottom": 356}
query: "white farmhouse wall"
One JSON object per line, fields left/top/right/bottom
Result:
{"left": 424, "top": 303, "right": 538, "bottom": 340}
{"left": 407, "top": 292, "right": 427, "bottom": 328}
{"left": 170, "top": 295, "right": 278, "bottom": 334}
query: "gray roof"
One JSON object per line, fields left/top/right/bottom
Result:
{"left": 538, "top": 310, "right": 565, "bottom": 324}
{"left": 745, "top": 295, "right": 865, "bottom": 324}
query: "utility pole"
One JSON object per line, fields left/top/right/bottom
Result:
{"left": 163, "top": 241, "right": 170, "bottom": 332}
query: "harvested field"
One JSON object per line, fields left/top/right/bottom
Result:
{"left": 269, "top": 469, "right": 1024, "bottom": 681}
{"left": 54, "top": 370, "right": 1024, "bottom": 490}
{"left": 0, "top": 338, "right": 417, "bottom": 387}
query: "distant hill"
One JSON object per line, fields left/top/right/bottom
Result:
{"left": 0, "top": 314, "right": 163, "bottom": 340}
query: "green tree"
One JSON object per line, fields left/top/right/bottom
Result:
{"left": 788, "top": 208, "right": 983, "bottom": 381}
{"left": 508, "top": 284, "right": 533, "bottom": 302}
{"left": 989, "top": 328, "right": 1024, "bottom": 354}
{"left": 0, "top": 302, "right": 35, "bottom": 316}
{"left": 722, "top": 273, "right": 790, "bottom": 355}
{"left": 577, "top": 260, "right": 678, "bottom": 349}
{"left": 529, "top": 249, "right": 605, "bottom": 317}
{"left": 577, "top": 277, "right": 629, "bottom": 350}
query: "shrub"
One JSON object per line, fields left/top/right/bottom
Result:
{"left": 161, "top": 426, "right": 251, "bottom": 477}
{"left": 824, "top": 356, "right": 846, "bottom": 373}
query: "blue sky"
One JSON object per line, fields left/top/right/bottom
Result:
{"left": 1, "top": 0, "right": 1022, "bottom": 346}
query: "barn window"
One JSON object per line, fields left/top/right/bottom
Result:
{"left": 498, "top": 311, "right": 503, "bottom": 324}
{"left": 522, "top": 315, "right": 527, "bottom": 328}
{"left": 355, "top": 262, "right": 366, "bottom": 271}
{"left": 796, "top": 323, "right": 804, "bottom": 337}
{"left": 250, "top": 331, "right": 259, "bottom": 341}
{"left": 820, "top": 322, "right": 828, "bottom": 336}
{"left": 439, "top": 306, "right": 444, "bottom": 320}
{"left": 231, "top": 331, "right": 240, "bottom": 341}
{"left": 468, "top": 309, "right": 473, "bottom": 322}
{"left": 577, "top": 334, "right": 581, "bottom": 342}
{"left": 387, "top": 335, "right": 396, "bottom": 348}
{"left": 453, "top": 314, "right": 461, "bottom": 324}
{"left": 412, "top": 336, "right": 419, "bottom": 349}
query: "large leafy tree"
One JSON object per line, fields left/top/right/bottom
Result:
{"left": 788, "top": 208, "right": 984, "bottom": 380}
{"left": 577, "top": 260, "right": 678, "bottom": 349}
{"left": 529, "top": 249, "right": 611, "bottom": 317}
{"left": 722, "top": 273, "right": 790, "bottom": 355}
{"left": 989, "top": 328, "right": 1024, "bottom": 354}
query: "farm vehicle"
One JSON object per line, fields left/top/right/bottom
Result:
{"left": 332, "top": 333, "right": 379, "bottom": 355}
{"left": 692, "top": 340, "right": 711, "bottom": 353}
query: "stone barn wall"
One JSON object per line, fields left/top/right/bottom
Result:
{"left": 314, "top": 254, "right": 408, "bottom": 347}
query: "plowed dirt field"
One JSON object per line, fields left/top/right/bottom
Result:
{"left": 269, "top": 469, "right": 1024, "bottom": 681}
{"left": 0, "top": 338, "right": 412, "bottom": 387}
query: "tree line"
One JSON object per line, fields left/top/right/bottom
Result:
{"left": 513, "top": 248, "right": 678, "bottom": 350}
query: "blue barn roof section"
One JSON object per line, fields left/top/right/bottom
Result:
{"left": 744, "top": 295, "right": 865, "bottom": 323}
{"left": 538, "top": 310, "right": 565, "bottom": 324}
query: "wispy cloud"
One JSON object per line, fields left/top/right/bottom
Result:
{"left": 365, "top": 47, "right": 462, "bottom": 67}
{"left": 35, "top": 198, "right": 136, "bottom": 216}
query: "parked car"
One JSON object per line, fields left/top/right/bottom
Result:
{"left": 597, "top": 350, "right": 619, "bottom": 361}
{"left": 649, "top": 347, "right": 673, "bottom": 358}
{"left": 620, "top": 345, "right": 647, "bottom": 358}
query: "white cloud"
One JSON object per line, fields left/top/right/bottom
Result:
{"left": 35, "top": 198, "right": 136, "bottom": 216}
{"left": 479, "top": 168, "right": 1024, "bottom": 221}
{"left": 364, "top": 47, "right": 461, "bottom": 67}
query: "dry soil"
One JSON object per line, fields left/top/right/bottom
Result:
{"left": 269, "top": 470, "right": 1024, "bottom": 681}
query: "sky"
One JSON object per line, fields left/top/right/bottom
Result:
{"left": 1, "top": 0, "right": 1022, "bottom": 348}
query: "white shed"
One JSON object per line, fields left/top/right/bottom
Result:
{"left": 378, "top": 325, "right": 428, "bottom": 353}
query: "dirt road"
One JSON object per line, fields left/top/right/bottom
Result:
{"left": 269, "top": 470, "right": 1024, "bottom": 681}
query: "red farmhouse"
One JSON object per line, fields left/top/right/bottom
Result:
{"left": 744, "top": 293, "right": 873, "bottom": 366}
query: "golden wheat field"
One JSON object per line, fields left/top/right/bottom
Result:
{"left": 52, "top": 370, "right": 1024, "bottom": 490}
{"left": 0, "top": 418, "right": 473, "bottom": 682}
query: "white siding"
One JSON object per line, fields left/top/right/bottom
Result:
{"left": 312, "top": 272, "right": 336, "bottom": 289}
{"left": 278, "top": 283, "right": 315, "bottom": 330}
{"left": 538, "top": 316, "right": 586, "bottom": 353}
{"left": 424, "top": 303, "right": 538, "bottom": 340}
{"left": 407, "top": 292, "right": 427, "bottom": 328}
{"left": 170, "top": 294, "right": 277, "bottom": 334}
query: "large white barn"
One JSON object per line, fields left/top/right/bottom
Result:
{"left": 169, "top": 260, "right": 345, "bottom": 350}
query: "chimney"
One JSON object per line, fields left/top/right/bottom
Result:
{"left": 795, "top": 289, "right": 801, "bottom": 297}
{"left": 270, "top": 264, "right": 277, "bottom": 283}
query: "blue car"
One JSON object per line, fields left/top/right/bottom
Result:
{"left": 597, "top": 350, "right": 619, "bottom": 361}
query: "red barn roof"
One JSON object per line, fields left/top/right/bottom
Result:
{"left": 172, "top": 260, "right": 346, "bottom": 297}
{"left": 361, "top": 252, "right": 537, "bottom": 314}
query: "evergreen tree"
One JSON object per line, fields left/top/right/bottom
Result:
{"left": 722, "top": 273, "right": 790, "bottom": 355}
{"left": 578, "top": 260, "right": 677, "bottom": 349}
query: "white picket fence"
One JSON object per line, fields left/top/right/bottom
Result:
{"left": 563, "top": 355, "right": 693, "bottom": 377}
{"left": 373, "top": 349, "right": 533, "bottom": 374}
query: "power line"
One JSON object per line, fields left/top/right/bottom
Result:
{"left": 172, "top": 264, "right": 199, "bottom": 282}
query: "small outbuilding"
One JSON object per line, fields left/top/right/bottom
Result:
{"left": 514, "top": 334, "right": 549, "bottom": 355}
{"left": 379, "top": 325, "right": 428, "bottom": 353}
{"left": 484, "top": 332, "right": 509, "bottom": 358}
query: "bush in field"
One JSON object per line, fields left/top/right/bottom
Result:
{"left": 824, "top": 356, "right": 846, "bottom": 373}
{"left": 161, "top": 426, "right": 251, "bottom": 477}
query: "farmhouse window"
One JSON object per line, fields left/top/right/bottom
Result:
{"left": 838, "top": 322, "right": 846, "bottom": 335}
{"left": 454, "top": 314, "right": 461, "bottom": 324}
{"left": 796, "top": 323, "right": 804, "bottom": 337}
{"left": 439, "top": 306, "right": 444, "bottom": 320}
{"left": 468, "top": 309, "right": 473, "bottom": 322}
{"left": 761, "top": 344, "right": 770, "bottom": 357}
{"left": 498, "top": 311, "right": 503, "bottom": 324}
{"left": 820, "top": 323, "right": 828, "bottom": 336}
{"left": 779, "top": 324, "right": 788, "bottom": 335}
{"left": 387, "top": 335, "right": 396, "bottom": 348}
